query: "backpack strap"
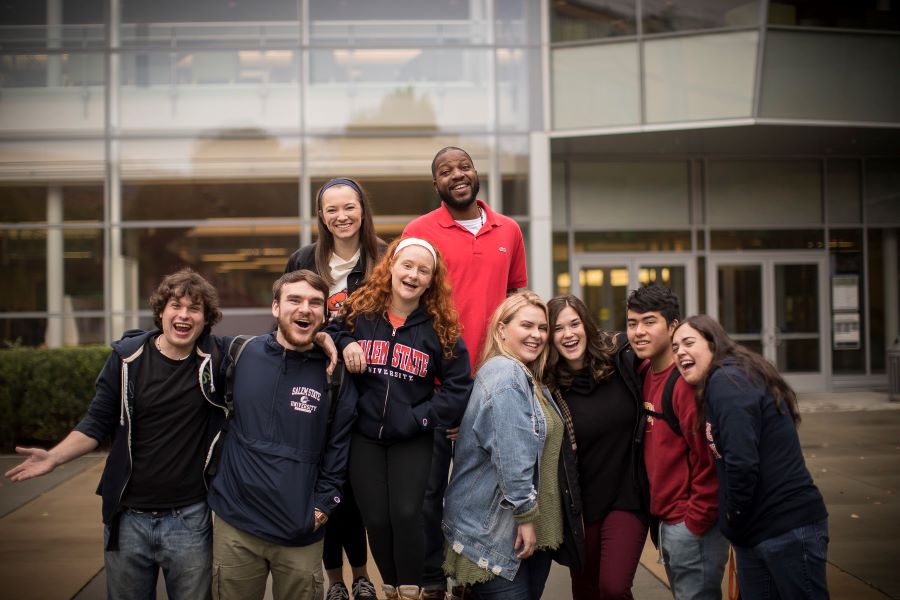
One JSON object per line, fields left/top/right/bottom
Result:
{"left": 641, "top": 366, "right": 684, "bottom": 438}
{"left": 224, "top": 335, "right": 255, "bottom": 417}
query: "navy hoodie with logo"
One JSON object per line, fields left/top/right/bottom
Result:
{"left": 329, "top": 307, "right": 473, "bottom": 440}
{"left": 207, "top": 334, "right": 357, "bottom": 547}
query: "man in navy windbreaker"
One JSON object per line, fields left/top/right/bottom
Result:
{"left": 207, "top": 269, "right": 357, "bottom": 600}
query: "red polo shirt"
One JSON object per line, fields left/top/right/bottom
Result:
{"left": 403, "top": 200, "right": 528, "bottom": 372}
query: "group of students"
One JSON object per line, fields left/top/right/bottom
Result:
{"left": 5, "top": 145, "right": 831, "bottom": 600}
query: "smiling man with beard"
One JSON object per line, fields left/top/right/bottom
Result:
{"left": 207, "top": 269, "right": 357, "bottom": 600}
{"left": 402, "top": 146, "right": 528, "bottom": 600}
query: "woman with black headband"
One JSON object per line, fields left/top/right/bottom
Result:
{"left": 285, "top": 177, "right": 386, "bottom": 600}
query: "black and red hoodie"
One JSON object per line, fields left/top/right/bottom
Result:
{"left": 328, "top": 307, "right": 473, "bottom": 441}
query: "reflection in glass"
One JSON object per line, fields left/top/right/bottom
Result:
{"left": 0, "top": 53, "right": 105, "bottom": 132}
{"left": 711, "top": 230, "right": 824, "bottom": 251}
{"left": 775, "top": 265, "right": 818, "bottom": 334}
{"left": 774, "top": 263, "right": 819, "bottom": 372}
{"left": 640, "top": 266, "right": 686, "bottom": 311}
{"left": 707, "top": 160, "right": 821, "bottom": 226}
{"left": 827, "top": 160, "right": 861, "bottom": 223}
{"left": 0, "top": 318, "right": 46, "bottom": 347}
{"left": 123, "top": 181, "right": 298, "bottom": 220}
{"left": 121, "top": 225, "right": 301, "bottom": 309}
{"left": 642, "top": 0, "right": 759, "bottom": 33}
{"left": 553, "top": 232, "right": 570, "bottom": 296}
{"left": 569, "top": 161, "right": 689, "bottom": 227}
{"left": 123, "top": 0, "right": 298, "bottom": 23}
{"left": 0, "top": 228, "right": 103, "bottom": 312}
{"left": 307, "top": 48, "right": 493, "bottom": 132}
{"left": 777, "top": 339, "right": 819, "bottom": 372}
{"left": 865, "top": 159, "right": 900, "bottom": 223}
{"left": 575, "top": 231, "right": 691, "bottom": 252}
{"left": 717, "top": 264, "right": 762, "bottom": 335}
{"left": 643, "top": 32, "right": 757, "bottom": 123}
{"left": 311, "top": 178, "right": 437, "bottom": 218}
{"left": 0, "top": 186, "right": 45, "bottom": 222}
{"left": 120, "top": 50, "right": 300, "bottom": 131}
{"left": 580, "top": 266, "right": 629, "bottom": 332}
{"left": 550, "top": 0, "right": 636, "bottom": 42}
{"left": 768, "top": 0, "right": 900, "bottom": 32}
{"left": 759, "top": 31, "right": 900, "bottom": 123}
{"left": 552, "top": 43, "right": 640, "bottom": 129}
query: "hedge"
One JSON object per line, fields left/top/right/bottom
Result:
{"left": 0, "top": 345, "right": 110, "bottom": 449}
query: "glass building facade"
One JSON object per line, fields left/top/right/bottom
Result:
{"left": 1, "top": 0, "right": 898, "bottom": 391}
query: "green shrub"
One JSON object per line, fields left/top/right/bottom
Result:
{"left": 0, "top": 345, "right": 110, "bottom": 449}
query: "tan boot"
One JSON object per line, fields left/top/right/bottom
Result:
{"left": 382, "top": 584, "right": 400, "bottom": 600}
{"left": 397, "top": 585, "right": 423, "bottom": 599}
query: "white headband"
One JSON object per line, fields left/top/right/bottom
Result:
{"left": 394, "top": 237, "right": 438, "bottom": 265}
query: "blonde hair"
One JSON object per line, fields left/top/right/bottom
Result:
{"left": 477, "top": 291, "right": 549, "bottom": 384}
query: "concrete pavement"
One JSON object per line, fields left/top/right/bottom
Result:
{"left": 1, "top": 390, "right": 898, "bottom": 599}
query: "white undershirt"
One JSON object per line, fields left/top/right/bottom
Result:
{"left": 456, "top": 208, "right": 485, "bottom": 236}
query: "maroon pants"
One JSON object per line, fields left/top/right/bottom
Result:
{"left": 570, "top": 510, "right": 648, "bottom": 600}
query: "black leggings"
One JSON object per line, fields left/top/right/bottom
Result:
{"left": 349, "top": 431, "right": 434, "bottom": 586}
{"left": 322, "top": 480, "right": 369, "bottom": 570}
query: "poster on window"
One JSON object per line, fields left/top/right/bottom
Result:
{"left": 832, "top": 275, "right": 859, "bottom": 311}
{"left": 833, "top": 312, "right": 860, "bottom": 350}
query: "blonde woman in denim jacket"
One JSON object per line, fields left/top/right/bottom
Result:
{"left": 443, "top": 291, "right": 566, "bottom": 600}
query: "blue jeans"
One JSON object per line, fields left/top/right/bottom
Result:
{"left": 470, "top": 550, "right": 552, "bottom": 600}
{"left": 104, "top": 501, "right": 212, "bottom": 600}
{"left": 735, "top": 519, "right": 829, "bottom": 600}
{"left": 660, "top": 521, "right": 729, "bottom": 600}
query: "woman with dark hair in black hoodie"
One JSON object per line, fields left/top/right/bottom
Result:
{"left": 284, "top": 177, "right": 386, "bottom": 600}
{"left": 547, "top": 295, "right": 650, "bottom": 600}
{"left": 672, "top": 314, "right": 829, "bottom": 600}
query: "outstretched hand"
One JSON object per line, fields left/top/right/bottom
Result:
{"left": 4, "top": 446, "right": 57, "bottom": 482}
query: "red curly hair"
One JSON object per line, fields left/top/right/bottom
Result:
{"left": 342, "top": 237, "right": 461, "bottom": 359}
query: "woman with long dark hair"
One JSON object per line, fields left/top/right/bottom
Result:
{"left": 284, "top": 177, "right": 385, "bottom": 600}
{"left": 330, "top": 237, "right": 472, "bottom": 600}
{"left": 672, "top": 315, "right": 829, "bottom": 599}
{"left": 546, "top": 295, "right": 650, "bottom": 599}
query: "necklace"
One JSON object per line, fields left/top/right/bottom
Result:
{"left": 155, "top": 335, "right": 190, "bottom": 361}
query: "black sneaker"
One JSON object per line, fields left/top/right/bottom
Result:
{"left": 352, "top": 575, "right": 377, "bottom": 600}
{"left": 326, "top": 581, "right": 350, "bottom": 600}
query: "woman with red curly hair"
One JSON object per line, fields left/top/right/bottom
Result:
{"left": 329, "top": 237, "right": 473, "bottom": 600}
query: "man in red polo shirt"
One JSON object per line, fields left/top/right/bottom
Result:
{"left": 403, "top": 146, "right": 528, "bottom": 599}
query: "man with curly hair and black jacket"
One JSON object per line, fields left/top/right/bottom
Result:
{"left": 6, "top": 268, "right": 229, "bottom": 600}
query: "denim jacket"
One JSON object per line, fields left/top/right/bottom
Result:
{"left": 442, "top": 355, "right": 560, "bottom": 581}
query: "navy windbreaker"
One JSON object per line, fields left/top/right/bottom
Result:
{"left": 207, "top": 334, "right": 357, "bottom": 547}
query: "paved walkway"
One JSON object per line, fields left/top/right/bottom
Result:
{"left": 1, "top": 390, "right": 898, "bottom": 599}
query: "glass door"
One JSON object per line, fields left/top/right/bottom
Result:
{"left": 571, "top": 254, "right": 696, "bottom": 332}
{"left": 709, "top": 254, "right": 829, "bottom": 391}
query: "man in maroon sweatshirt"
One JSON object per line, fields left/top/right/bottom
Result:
{"left": 626, "top": 285, "right": 728, "bottom": 600}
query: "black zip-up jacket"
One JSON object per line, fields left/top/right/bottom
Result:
{"left": 284, "top": 240, "right": 388, "bottom": 293}
{"left": 328, "top": 307, "right": 473, "bottom": 440}
{"left": 73, "top": 329, "right": 228, "bottom": 550}
{"left": 552, "top": 408, "right": 586, "bottom": 572}
{"left": 615, "top": 332, "right": 653, "bottom": 521}
{"left": 552, "top": 332, "right": 650, "bottom": 570}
